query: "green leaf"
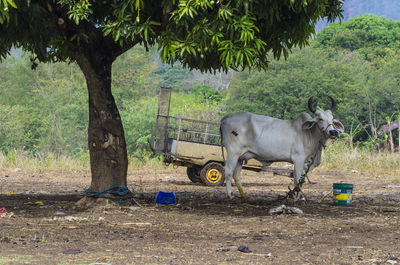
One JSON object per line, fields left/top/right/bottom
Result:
{"left": 115, "top": 29, "right": 121, "bottom": 41}
{"left": 6, "top": 0, "right": 17, "bottom": 8}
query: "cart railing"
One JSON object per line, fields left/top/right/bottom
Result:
{"left": 153, "top": 86, "right": 222, "bottom": 154}
{"left": 158, "top": 114, "right": 221, "bottom": 146}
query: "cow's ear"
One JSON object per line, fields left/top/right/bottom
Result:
{"left": 333, "top": 119, "right": 345, "bottom": 133}
{"left": 302, "top": 119, "right": 316, "bottom": 130}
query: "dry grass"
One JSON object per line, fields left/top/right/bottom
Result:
{"left": 0, "top": 142, "right": 399, "bottom": 180}
{"left": 0, "top": 150, "right": 165, "bottom": 177}
{"left": 318, "top": 140, "right": 400, "bottom": 178}
{"left": 0, "top": 150, "right": 90, "bottom": 176}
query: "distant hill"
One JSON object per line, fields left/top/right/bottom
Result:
{"left": 343, "top": 0, "right": 400, "bottom": 20}
{"left": 317, "top": 0, "right": 400, "bottom": 30}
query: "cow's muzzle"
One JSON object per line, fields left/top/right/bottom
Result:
{"left": 328, "top": 129, "right": 339, "bottom": 139}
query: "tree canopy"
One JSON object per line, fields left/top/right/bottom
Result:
{"left": 0, "top": 0, "right": 344, "bottom": 71}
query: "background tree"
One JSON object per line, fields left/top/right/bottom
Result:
{"left": 225, "top": 46, "right": 366, "bottom": 125}
{"left": 0, "top": 0, "right": 344, "bottom": 201}
{"left": 315, "top": 14, "right": 400, "bottom": 52}
{"left": 0, "top": 53, "right": 88, "bottom": 155}
{"left": 191, "top": 85, "right": 223, "bottom": 103}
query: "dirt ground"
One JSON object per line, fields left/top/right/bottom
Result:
{"left": 0, "top": 165, "right": 400, "bottom": 265}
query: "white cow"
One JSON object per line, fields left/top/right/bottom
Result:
{"left": 220, "top": 97, "right": 344, "bottom": 200}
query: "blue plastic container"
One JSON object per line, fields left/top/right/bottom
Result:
{"left": 155, "top": 191, "right": 176, "bottom": 204}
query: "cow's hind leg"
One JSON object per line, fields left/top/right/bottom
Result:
{"left": 233, "top": 162, "right": 248, "bottom": 200}
{"left": 224, "top": 154, "right": 239, "bottom": 199}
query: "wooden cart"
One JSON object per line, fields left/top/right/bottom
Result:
{"left": 153, "top": 87, "right": 292, "bottom": 185}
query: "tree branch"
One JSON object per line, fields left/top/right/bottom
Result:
{"left": 353, "top": 113, "right": 372, "bottom": 139}
{"left": 161, "top": 1, "right": 174, "bottom": 30}
{"left": 111, "top": 38, "right": 142, "bottom": 59}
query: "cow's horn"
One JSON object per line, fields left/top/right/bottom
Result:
{"left": 308, "top": 97, "right": 317, "bottom": 113}
{"left": 329, "top": 96, "right": 336, "bottom": 112}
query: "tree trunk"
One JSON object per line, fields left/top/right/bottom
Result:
{"left": 76, "top": 51, "right": 128, "bottom": 192}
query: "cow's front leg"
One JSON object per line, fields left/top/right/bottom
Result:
{"left": 289, "top": 159, "right": 306, "bottom": 202}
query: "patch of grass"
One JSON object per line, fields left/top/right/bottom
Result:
{"left": 128, "top": 154, "right": 164, "bottom": 171}
{"left": 1, "top": 144, "right": 400, "bottom": 180}
{"left": 318, "top": 140, "right": 400, "bottom": 178}
{"left": 54, "top": 252, "right": 124, "bottom": 265}
{"left": 0, "top": 150, "right": 90, "bottom": 176}
{"left": 0, "top": 149, "right": 168, "bottom": 175}
{"left": 0, "top": 255, "right": 37, "bottom": 264}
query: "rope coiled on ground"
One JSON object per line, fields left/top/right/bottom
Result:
{"left": 84, "top": 185, "right": 135, "bottom": 204}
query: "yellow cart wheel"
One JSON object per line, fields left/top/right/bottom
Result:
{"left": 200, "top": 162, "right": 225, "bottom": 186}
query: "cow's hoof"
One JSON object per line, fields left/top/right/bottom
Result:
{"left": 293, "top": 194, "right": 307, "bottom": 204}
{"left": 240, "top": 194, "right": 249, "bottom": 201}
{"left": 286, "top": 186, "right": 307, "bottom": 203}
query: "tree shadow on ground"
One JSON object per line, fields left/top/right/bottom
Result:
{"left": 1, "top": 190, "right": 399, "bottom": 219}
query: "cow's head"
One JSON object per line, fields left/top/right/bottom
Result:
{"left": 302, "top": 97, "right": 344, "bottom": 139}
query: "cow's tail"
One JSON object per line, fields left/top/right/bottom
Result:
{"left": 220, "top": 121, "right": 225, "bottom": 163}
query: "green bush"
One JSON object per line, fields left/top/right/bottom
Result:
{"left": 191, "top": 85, "right": 223, "bottom": 103}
